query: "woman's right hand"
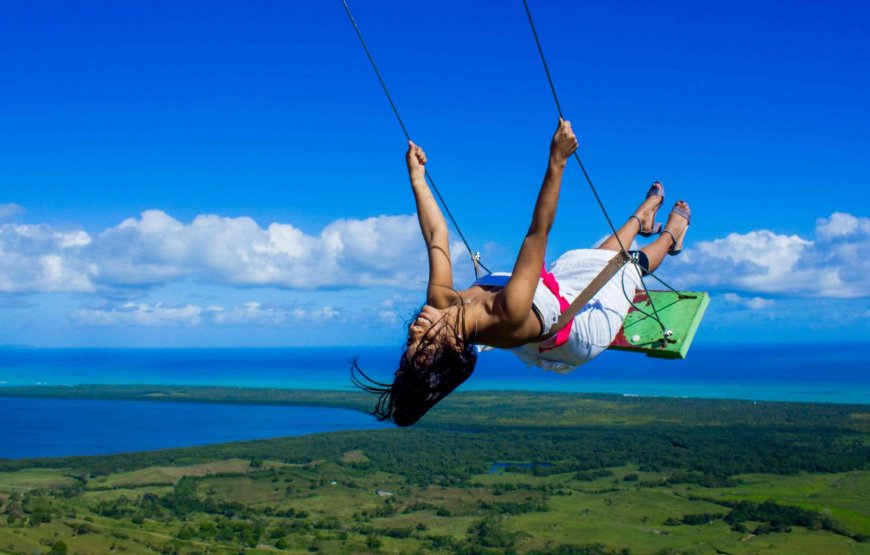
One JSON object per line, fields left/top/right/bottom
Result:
{"left": 406, "top": 140, "right": 427, "bottom": 181}
{"left": 549, "top": 118, "right": 578, "bottom": 163}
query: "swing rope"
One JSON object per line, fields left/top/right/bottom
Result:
{"left": 521, "top": 0, "right": 677, "bottom": 337}
{"left": 522, "top": 0, "right": 625, "bottom": 254}
{"left": 341, "top": 0, "right": 489, "bottom": 278}
{"left": 341, "top": 0, "right": 685, "bottom": 347}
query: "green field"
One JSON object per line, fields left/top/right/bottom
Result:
{"left": 0, "top": 386, "right": 868, "bottom": 554}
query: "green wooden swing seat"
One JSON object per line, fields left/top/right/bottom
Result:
{"left": 609, "top": 290, "right": 710, "bottom": 359}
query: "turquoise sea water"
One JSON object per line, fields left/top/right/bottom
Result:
{"left": 0, "top": 344, "right": 867, "bottom": 404}
{"left": 0, "top": 344, "right": 867, "bottom": 459}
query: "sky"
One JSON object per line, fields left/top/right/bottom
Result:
{"left": 0, "top": 0, "right": 868, "bottom": 347}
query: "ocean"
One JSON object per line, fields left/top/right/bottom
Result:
{"left": 0, "top": 344, "right": 867, "bottom": 405}
{"left": 0, "top": 398, "right": 390, "bottom": 459}
{"left": 0, "top": 344, "right": 867, "bottom": 459}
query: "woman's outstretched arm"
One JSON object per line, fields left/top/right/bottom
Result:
{"left": 406, "top": 141, "right": 454, "bottom": 308}
{"left": 500, "top": 119, "right": 578, "bottom": 324}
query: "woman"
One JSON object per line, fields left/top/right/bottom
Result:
{"left": 353, "top": 119, "right": 690, "bottom": 426}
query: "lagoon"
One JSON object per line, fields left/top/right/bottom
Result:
{"left": 0, "top": 397, "right": 390, "bottom": 459}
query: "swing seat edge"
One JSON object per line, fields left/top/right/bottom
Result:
{"left": 609, "top": 290, "right": 710, "bottom": 360}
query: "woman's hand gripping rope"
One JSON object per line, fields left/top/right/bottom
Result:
{"left": 406, "top": 140, "right": 427, "bottom": 182}
{"left": 549, "top": 118, "right": 579, "bottom": 164}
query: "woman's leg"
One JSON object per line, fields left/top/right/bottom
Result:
{"left": 640, "top": 201, "right": 690, "bottom": 273}
{"left": 598, "top": 183, "right": 663, "bottom": 252}
{"left": 638, "top": 234, "right": 671, "bottom": 274}
{"left": 597, "top": 218, "right": 642, "bottom": 252}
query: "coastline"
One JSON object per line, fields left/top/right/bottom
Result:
{"left": 2, "top": 378, "right": 870, "bottom": 406}
{"left": 2, "top": 386, "right": 867, "bottom": 554}
{"left": 2, "top": 386, "right": 867, "bottom": 476}
{"left": 1, "top": 343, "right": 869, "bottom": 405}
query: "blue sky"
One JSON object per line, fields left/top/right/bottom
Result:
{"left": 0, "top": 0, "right": 867, "bottom": 347}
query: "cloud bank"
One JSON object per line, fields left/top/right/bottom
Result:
{"left": 0, "top": 203, "right": 24, "bottom": 221}
{"left": 1, "top": 209, "right": 867, "bottom": 300}
{"left": 672, "top": 212, "right": 869, "bottom": 298}
{"left": 722, "top": 293, "right": 775, "bottom": 310}
{"left": 74, "top": 301, "right": 340, "bottom": 327}
{"left": 0, "top": 210, "right": 427, "bottom": 294}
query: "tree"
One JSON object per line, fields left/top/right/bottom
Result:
{"left": 365, "top": 534, "right": 382, "bottom": 549}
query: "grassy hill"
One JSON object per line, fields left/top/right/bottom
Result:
{"left": 0, "top": 386, "right": 868, "bottom": 554}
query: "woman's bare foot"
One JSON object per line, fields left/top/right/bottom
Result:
{"left": 630, "top": 182, "right": 664, "bottom": 236}
{"left": 662, "top": 201, "right": 691, "bottom": 255}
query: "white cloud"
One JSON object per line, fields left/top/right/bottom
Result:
{"left": 210, "top": 301, "right": 339, "bottom": 325}
{"left": 671, "top": 212, "right": 869, "bottom": 298}
{"left": 0, "top": 210, "right": 427, "bottom": 293}
{"left": 92, "top": 210, "right": 427, "bottom": 289}
{"left": 0, "top": 224, "right": 96, "bottom": 293}
{"left": 722, "top": 293, "right": 775, "bottom": 310}
{"left": 0, "top": 203, "right": 25, "bottom": 221}
{"left": 815, "top": 212, "right": 870, "bottom": 241}
{"left": 375, "top": 295, "right": 419, "bottom": 324}
{"left": 75, "top": 303, "right": 204, "bottom": 327}
{"left": 75, "top": 301, "right": 340, "bottom": 327}
{"left": 4, "top": 209, "right": 868, "bottom": 300}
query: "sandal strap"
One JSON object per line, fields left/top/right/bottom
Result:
{"left": 646, "top": 181, "right": 665, "bottom": 199}
{"left": 670, "top": 205, "right": 691, "bottom": 225}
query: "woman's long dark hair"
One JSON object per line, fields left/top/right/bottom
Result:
{"left": 351, "top": 301, "right": 477, "bottom": 427}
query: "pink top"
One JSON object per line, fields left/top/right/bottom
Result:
{"left": 537, "top": 264, "right": 571, "bottom": 353}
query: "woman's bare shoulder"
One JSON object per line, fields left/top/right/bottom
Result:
{"left": 467, "top": 289, "right": 542, "bottom": 348}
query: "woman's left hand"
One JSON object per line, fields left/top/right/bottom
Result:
{"left": 406, "top": 140, "right": 428, "bottom": 181}
{"left": 549, "top": 118, "right": 579, "bottom": 163}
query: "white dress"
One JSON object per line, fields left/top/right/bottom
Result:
{"left": 473, "top": 249, "right": 643, "bottom": 374}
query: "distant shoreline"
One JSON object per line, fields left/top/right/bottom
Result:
{"left": 1, "top": 383, "right": 868, "bottom": 409}
{"left": 2, "top": 344, "right": 869, "bottom": 405}
{"left": 0, "top": 384, "right": 372, "bottom": 412}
